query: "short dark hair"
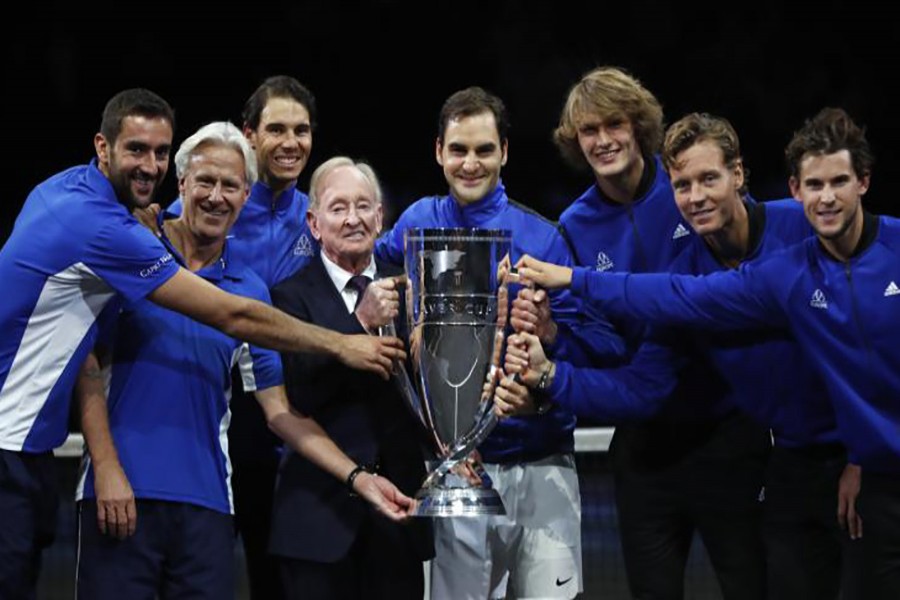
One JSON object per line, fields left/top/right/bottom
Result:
{"left": 785, "top": 108, "right": 874, "bottom": 179}
{"left": 664, "top": 112, "right": 749, "bottom": 194}
{"left": 100, "top": 88, "right": 175, "bottom": 144}
{"left": 242, "top": 75, "right": 317, "bottom": 132}
{"left": 438, "top": 87, "right": 510, "bottom": 145}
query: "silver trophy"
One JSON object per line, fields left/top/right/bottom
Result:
{"left": 395, "top": 227, "right": 512, "bottom": 517}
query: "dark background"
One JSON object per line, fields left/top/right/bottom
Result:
{"left": 6, "top": 0, "right": 899, "bottom": 242}
{"left": 10, "top": 6, "right": 898, "bottom": 597}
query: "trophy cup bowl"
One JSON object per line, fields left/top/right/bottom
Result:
{"left": 400, "top": 227, "right": 512, "bottom": 517}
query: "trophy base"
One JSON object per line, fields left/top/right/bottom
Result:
{"left": 414, "top": 487, "right": 506, "bottom": 517}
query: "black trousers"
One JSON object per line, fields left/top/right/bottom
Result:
{"left": 858, "top": 471, "right": 900, "bottom": 600}
{"left": 77, "top": 499, "right": 235, "bottom": 600}
{"left": 0, "top": 449, "right": 58, "bottom": 600}
{"left": 279, "top": 512, "right": 424, "bottom": 600}
{"left": 612, "top": 414, "right": 769, "bottom": 600}
{"left": 229, "top": 371, "right": 284, "bottom": 600}
{"left": 763, "top": 444, "right": 863, "bottom": 600}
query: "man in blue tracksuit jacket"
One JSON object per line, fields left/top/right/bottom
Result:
{"left": 539, "top": 67, "right": 771, "bottom": 600}
{"left": 505, "top": 113, "right": 862, "bottom": 599}
{"left": 169, "top": 76, "right": 320, "bottom": 600}
{"left": 519, "top": 108, "right": 899, "bottom": 600}
{"left": 376, "top": 87, "right": 624, "bottom": 600}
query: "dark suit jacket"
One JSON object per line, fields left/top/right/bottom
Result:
{"left": 268, "top": 256, "right": 433, "bottom": 564}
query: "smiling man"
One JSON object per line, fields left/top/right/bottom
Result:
{"left": 167, "top": 77, "right": 322, "bottom": 600}
{"left": 376, "top": 87, "right": 594, "bottom": 600}
{"left": 554, "top": 67, "right": 693, "bottom": 283}
{"left": 221, "top": 76, "right": 320, "bottom": 600}
{"left": 231, "top": 75, "right": 319, "bottom": 287}
{"left": 270, "top": 157, "right": 432, "bottom": 600}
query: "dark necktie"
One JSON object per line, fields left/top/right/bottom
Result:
{"left": 346, "top": 274, "right": 372, "bottom": 309}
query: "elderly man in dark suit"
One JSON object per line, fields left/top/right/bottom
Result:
{"left": 269, "top": 157, "right": 433, "bottom": 600}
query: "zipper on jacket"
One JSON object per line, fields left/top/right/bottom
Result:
{"left": 845, "top": 263, "right": 874, "bottom": 358}
{"left": 627, "top": 206, "right": 649, "bottom": 272}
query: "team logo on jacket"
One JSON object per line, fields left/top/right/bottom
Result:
{"left": 885, "top": 281, "right": 900, "bottom": 297}
{"left": 293, "top": 233, "right": 315, "bottom": 257}
{"left": 595, "top": 251, "right": 615, "bottom": 272}
{"left": 672, "top": 223, "right": 691, "bottom": 240}
{"left": 809, "top": 288, "right": 828, "bottom": 309}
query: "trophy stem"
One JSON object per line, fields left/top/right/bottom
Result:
{"left": 422, "top": 409, "right": 499, "bottom": 490}
{"left": 414, "top": 469, "right": 505, "bottom": 517}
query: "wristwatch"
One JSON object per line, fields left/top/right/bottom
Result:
{"left": 534, "top": 363, "right": 556, "bottom": 415}
{"left": 536, "top": 363, "right": 556, "bottom": 391}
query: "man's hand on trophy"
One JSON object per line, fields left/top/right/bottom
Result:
{"left": 504, "top": 332, "right": 553, "bottom": 387}
{"left": 493, "top": 371, "right": 537, "bottom": 417}
{"left": 511, "top": 287, "right": 558, "bottom": 346}
{"left": 451, "top": 450, "right": 488, "bottom": 486}
{"left": 337, "top": 335, "right": 406, "bottom": 380}
{"left": 355, "top": 277, "right": 403, "bottom": 332}
{"left": 352, "top": 472, "right": 418, "bottom": 521}
{"left": 500, "top": 332, "right": 558, "bottom": 418}
{"left": 496, "top": 253, "right": 512, "bottom": 283}
{"left": 515, "top": 255, "right": 573, "bottom": 289}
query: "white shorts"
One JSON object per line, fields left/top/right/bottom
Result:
{"left": 429, "top": 453, "right": 582, "bottom": 599}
